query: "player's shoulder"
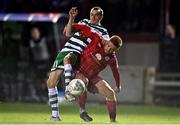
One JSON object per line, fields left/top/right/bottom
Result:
{"left": 79, "top": 19, "right": 107, "bottom": 31}
{"left": 78, "top": 19, "right": 109, "bottom": 36}
{"left": 90, "top": 24, "right": 108, "bottom": 38}
{"left": 78, "top": 19, "right": 90, "bottom": 25}
{"left": 92, "top": 23, "right": 107, "bottom": 31}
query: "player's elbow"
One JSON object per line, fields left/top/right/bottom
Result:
{"left": 63, "top": 27, "right": 71, "bottom": 37}
{"left": 63, "top": 30, "right": 71, "bottom": 37}
{"left": 65, "top": 33, "right": 71, "bottom": 37}
{"left": 64, "top": 30, "right": 71, "bottom": 37}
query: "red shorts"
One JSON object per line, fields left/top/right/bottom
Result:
{"left": 90, "top": 75, "right": 103, "bottom": 85}
{"left": 75, "top": 70, "right": 103, "bottom": 94}
{"left": 74, "top": 70, "right": 103, "bottom": 85}
{"left": 74, "top": 70, "right": 102, "bottom": 85}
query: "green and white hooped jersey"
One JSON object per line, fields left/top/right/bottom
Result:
{"left": 61, "top": 19, "right": 109, "bottom": 54}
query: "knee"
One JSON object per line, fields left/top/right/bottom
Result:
{"left": 64, "top": 53, "right": 75, "bottom": 65}
{"left": 106, "top": 89, "right": 116, "bottom": 101}
{"left": 47, "top": 78, "right": 56, "bottom": 88}
{"left": 63, "top": 56, "right": 71, "bottom": 64}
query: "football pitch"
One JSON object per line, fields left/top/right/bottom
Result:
{"left": 0, "top": 102, "right": 180, "bottom": 124}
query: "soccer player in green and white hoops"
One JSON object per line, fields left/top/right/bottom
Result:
{"left": 46, "top": 7, "right": 109, "bottom": 121}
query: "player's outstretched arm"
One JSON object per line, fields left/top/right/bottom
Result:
{"left": 64, "top": 7, "right": 78, "bottom": 36}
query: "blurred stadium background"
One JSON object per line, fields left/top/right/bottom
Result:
{"left": 0, "top": 0, "right": 180, "bottom": 124}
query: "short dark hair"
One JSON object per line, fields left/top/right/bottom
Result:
{"left": 91, "top": 7, "right": 104, "bottom": 15}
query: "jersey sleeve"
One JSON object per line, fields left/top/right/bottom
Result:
{"left": 72, "top": 23, "right": 101, "bottom": 41}
{"left": 108, "top": 53, "right": 120, "bottom": 88}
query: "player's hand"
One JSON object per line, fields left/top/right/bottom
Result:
{"left": 114, "top": 85, "right": 121, "bottom": 93}
{"left": 69, "top": 7, "right": 78, "bottom": 19}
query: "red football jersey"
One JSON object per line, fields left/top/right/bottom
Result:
{"left": 78, "top": 32, "right": 120, "bottom": 88}
{"left": 72, "top": 23, "right": 120, "bottom": 88}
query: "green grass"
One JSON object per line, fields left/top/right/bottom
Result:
{"left": 0, "top": 102, "right": 180, "bottom": 124}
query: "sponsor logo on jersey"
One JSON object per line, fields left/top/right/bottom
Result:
{"left": 95, "top": 53, "right": 102, "bottom": 61}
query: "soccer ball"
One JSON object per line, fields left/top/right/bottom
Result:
{"left": 68, "top": 79, "right": 86, "bottom": 96}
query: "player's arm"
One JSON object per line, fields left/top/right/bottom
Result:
{"left": 63, "top": 7, "right": 78, "bottom": 36}
{"left": 72, "top": 23, "right": 101, "bottom": 42}
{"left": 108, "top": 54, "right": 121, "bottom": 93}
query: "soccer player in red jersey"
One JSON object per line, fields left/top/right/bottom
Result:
{"left": 70, "top": 24, "right": 122, "bottom": 122}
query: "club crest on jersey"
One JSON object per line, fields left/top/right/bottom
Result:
{"left": 95, "top": 53, "right": 102, "bottom": 60}
{"left": 105, "top": 56, "right": 110, "bottom": 61}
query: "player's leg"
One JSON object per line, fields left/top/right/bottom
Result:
{"left": 75, "top": 71, "right": 92, "bottom": 122}
{"left": 78, "top": 90, "right": 93, "bottom": 122}
{"left": 63, "top": 52, "right": 80, "bottom": 85}
{"left": 47, "top": 69, "right": 62, "bottom": 120}
{"left": 46, "top": 51, "right": 71, "bottom": 120}
{"left": 64, "top": 52, "right": 80, "bottom": 101}
{"left": 95, "top": 79, "right": 117, "bottom": 122}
